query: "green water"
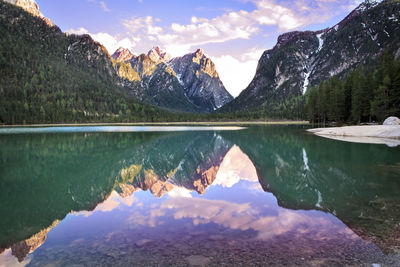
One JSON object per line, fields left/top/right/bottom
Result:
{"left": 0, "top": 125, "right": 399, "bottom": 266}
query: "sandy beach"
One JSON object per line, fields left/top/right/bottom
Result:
{"left": 308, "top": 125, "right": 400, "bottom": 146}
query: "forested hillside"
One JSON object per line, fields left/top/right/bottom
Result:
{"left": 219, "top": 0, "right": 400, "bottom": 121}
{"left": 306, "top": 53, "right": 400, "bottom": 124}
{"left": 0, "top": 1, "right": 190, "bottom": 124}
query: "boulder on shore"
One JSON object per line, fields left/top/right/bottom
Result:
{"left": 383, "top": 117, "right": 400, "bottom": 125}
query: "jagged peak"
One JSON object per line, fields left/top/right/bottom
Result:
{"left": 147, "top": 46, "right": 171, "bottom": 63}
{"left": 115, "top": 47, "right": 129, "bottom": 53}
{"left": 194, "top": 48, "right": 204, "bottom": 57}
{"left": 136, "top": 53, "right": 151, "bottom": 61}
{"left": 112, "top": 47, "right": 135, "bottom": 62}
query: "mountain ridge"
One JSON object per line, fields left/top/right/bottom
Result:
{"left": 220, "top": 0, "right": 400, "bottom": 115}
{"left": 112, "top": 46, "right": 233, "bottom": 113}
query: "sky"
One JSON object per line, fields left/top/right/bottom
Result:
{"left": 36, "top": 0, "right": 364, "bottom": 97}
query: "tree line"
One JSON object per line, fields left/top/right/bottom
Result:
{"left": 306, "top": 52, "right": 400, "bottom": 124}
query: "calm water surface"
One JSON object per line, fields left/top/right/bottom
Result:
{"left": 0, "top": 125, "right": 399, "bottom": 266}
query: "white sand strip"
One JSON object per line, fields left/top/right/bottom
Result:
{"left": 307, "top": 125, "right": 400, "bottom": 147}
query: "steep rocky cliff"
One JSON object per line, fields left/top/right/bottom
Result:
{"left": 222, "top": 0, "right": 400, "bottom": 113}
{"left": 169, "top": 49, "right": 234, "bottom": 112}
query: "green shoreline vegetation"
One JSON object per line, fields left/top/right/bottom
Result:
{"left": 306, "top": 52, "right": 400, "bottom": 124}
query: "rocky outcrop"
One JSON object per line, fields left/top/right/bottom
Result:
{"left": 383, "top": 116, "right": 400, "bottom": 125}
{"left": 112, "top": 47, "right": 136, "bottom": 62}
{"left": 221, "top": 0, "right": 400, "bottom": 113}
{"left": 170, "top": 49, "right": 233, "bottom": 112}
{"left": 114, "top": 61, "right": 141, "bottom": 82}
{"left": 147, "top": 46, "right": 172, "bottom": 63}
{"left": 4, "top": 0, "right": 54, "bottom": 26}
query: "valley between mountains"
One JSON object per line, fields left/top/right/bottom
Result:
{"left": 0, "top": 0, "right": 399, "bottom": 124}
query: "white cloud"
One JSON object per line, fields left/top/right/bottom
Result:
{"left": 127, "top": 196, "right": 357, "bottom": 241}
{"left": 99, "top": 1, "right": 110, "bottom": 12}
{"left": 122, "top": 16, "right": 162, "bottom": 35}
{"left": 88, "top": 0, "right": 111, "bottom": 13}
{"left": 67, "top": 27, "right": 139, "bottom": 55}
{"left": 251, "top": 0, "right": 306, "bottom": 31}
{"left": 215, "top": 145, "right": 259, "bottom": 187}
{"left": 212, "top": 49, "right": 264, "bottom": 97}
{"left": 67, "top": 27, "right": 88, "bottom": 35}
{"left": 168, "top": 186, "right": 193, "bottom": 198}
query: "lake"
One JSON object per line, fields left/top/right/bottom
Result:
{"left": 0, "top": 125, "right": 399, "bottom": 266}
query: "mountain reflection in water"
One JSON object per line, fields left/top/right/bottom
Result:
{"left": 0, "top": 126, "right": 399, "bottom": 266}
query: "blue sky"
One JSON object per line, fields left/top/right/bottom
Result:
{"left": 36, "top": 0, "right": 363, "bottom": 96}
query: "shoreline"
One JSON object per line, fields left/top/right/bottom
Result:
{"left": 0, "top": 121, "right": 309, "bottom": 127}
{"left": 308, "top": 125, "right": 400, "bottom": 146}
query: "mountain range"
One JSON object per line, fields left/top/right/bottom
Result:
{"left": 112, "top": 46, "right": 233, "bottom": 113}
{"left": 0, "top": 0, "right": 399, "bottom": 123}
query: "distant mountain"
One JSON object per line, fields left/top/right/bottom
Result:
{"left": 221, "top": 0, "right": 400, "bottom": 114}
{"left": 147, "top": 46, "right": 172, "bottom": 63}
{"left": 112, "top": 47, "right": 233, "bottom": 113}
{"left": 112, "top": 47, "right": 136, "bottom": 62}
{"left": 170, "top": 49, "right": 234, "bottom": 112}
{"left": 112, "top": 48, "right": 200, "bottom": 112}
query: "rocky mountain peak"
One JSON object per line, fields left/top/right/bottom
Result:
{"left": 190, "top": 49, "right": 217, "bottom": 78}
{"left": 194, "top": 48, "right": 205, "bottom": 58}
{"left": 4, "top": 0, "right": 53, "bottom": 26}
{"left": 169, "top": 49, "right": 233, "bottom": 112}
{"left": 147, "top": 46, "right": 172, "bottom": 63}
{"left": 112, "top": 47, "right": 135, "bottom": 62}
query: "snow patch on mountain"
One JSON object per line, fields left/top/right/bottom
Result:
{"left": 303, "top": 71, "right": 311, "bottom": 95}
{"left": 316, "top": 33, "right": 324, "bottom": 52}
{"left": 176, "top": 74, "right": 184, "bottom": 86}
